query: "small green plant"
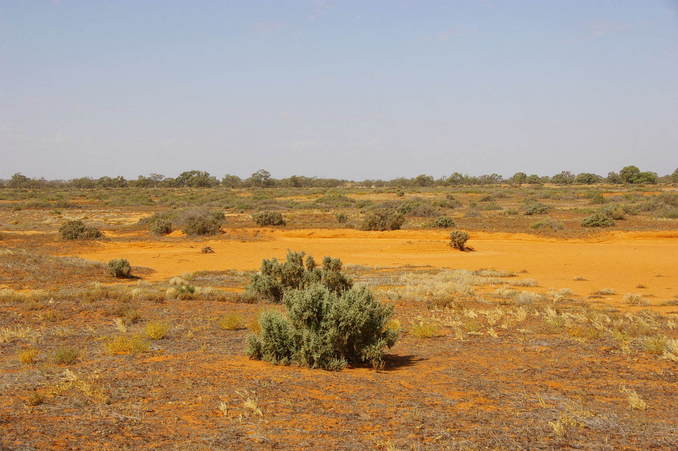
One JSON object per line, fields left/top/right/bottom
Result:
{"left": 430, "top": 216, "right": 456, "bottom": 228}
{"left": 53, "top": 347, "right": 79, "bottom": 365}
{"left": 582, "top": 212, "right": 615, "bottom": 228}
{"left": 59, "top": 220, "right": 102, "bottom": 240}
{"left": 247, "top": 283, "right": 397, "bottom": 370}
{"left": 107, "top": 258, "right": 132, "bottom": 278}
{"left": 252, "top": 211, "right": 286, "bottom": 226}
{"left": 449, "top": 230, "right": 470, "bottom": 251}
{"left": 361, "top": 209, "right": 405, "bottom": 231}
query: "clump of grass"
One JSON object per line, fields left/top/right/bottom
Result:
{"left": 531, "top": 217, "right": 564, "bottom": 231}
{"left": 593, "top": 288, "right": 615, "bottom": 296}
{"left": 19, "top": 348, "right": 39, "bottom": 364}
{"left": 26, "top": 392, "right": 46, "bottom": 406}
{"left": 620, "top": 387, "right": 647, "bottom": 410}
{"left": 217, "top": 314, "right": 246, "bottom": 330}
{"left": 643, "top": 335, "right": 668, "bottom": 355}
{"left": 144, "top": 321, "right": 169, "bottom": 340}
{"left": 409, "top": 320, "right": 443, "bottom": 338}
{"left": 105, "top": 335, "right": 150, "bottom": 354}
{"left": 52, "top": 347, "right": 79, "bottom": 365}
{"left": 512, "top": 278, "right": 538, "bottom": 287}
{"left": 624, "top": 293, "right": 648, "bottom": 305}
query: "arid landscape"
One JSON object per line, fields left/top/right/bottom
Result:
{"left": 1, "top": 181, "right": 676, "bottom": 449}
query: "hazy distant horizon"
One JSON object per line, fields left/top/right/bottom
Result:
{"left": 2, "top": 0, "right": 677, "bottom": 180}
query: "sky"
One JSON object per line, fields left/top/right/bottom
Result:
{"left": 1, "top": 0, "right": 677, "bottom": 180}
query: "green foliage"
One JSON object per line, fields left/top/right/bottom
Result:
{"left": 582, "top": 212, "right": 615, "bottom": 227}
{"left": 619, "top": 166, "right": 657, "bottom": 184}
{"left": 361, "top": 209, "right": 405, "bottom": 231}
{"left": 247, "top": 284, "right": 398, "bottom": 370}
{"left": 575, "top": 173, "right": 602, "bottom": 184}
{"left": 180, "top": 209, "right": 225, "bottom": 235}
{"left": 145, "top": 212, "right": 174, "bottom": 235}
{"left": 59, "top": 220, "right": 103, "bottom": 240}
{"left": 450, "top": 230, "right": 470, "bottom": 251}
{"left": 531, "top": 218, "right": 564, "bottom": 231}
{"left": 252, "top": 211, "right": 286, "bottom": 226}
{"left": 246, "top": 251, "right": 353, "bottom": 303}
{"left": 523, "top": 202, "right": 551, "bottom": 215}
{"left": 551, "top": 171, "right": 575, "bottom": 185}
{"left": 430, "top": 216, "right": 456, "bottom": 228}
{"left": 107, "top": 258, "right": 132, "bottom": 278}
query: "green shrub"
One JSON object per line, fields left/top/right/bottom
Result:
{"left": 531, "top": 218, "right": 564, "bottom": 231}
{"left": 247, "top": 284, "right": 398, "bottom": 370}
{"left": 523, "top": 202, "right": 551, "bottom": 215}
{"left": 601, "top": 205, "right": 626, "bottom": 220}
{"left": 53, "top": 347, "right": 79, "bottom": 365}
{"left": 450, "top": 230, "right": 470, "bottom": 251}
{"left": 252, "top": 211, "right": 286, "bottom": 226}
{"left": 246, "top": 251, "right": 352, "bottom": 303}
{"left": 361, "top": 209, "right": 405, "bottom": 231}
{"left": 107, "top": 258, "right": 132, "bottom": 278}
{"left": 147, "top": 213, "right": 173, "bottom": 235}
{"left": 59, "top": 220, "right": 102, "bottom": 240}
{"left": 180, "top": 209, "right": 225, "bottom": 235}
{"left": 335, "top": 213, "right": 348, "bottom": 224}
{"left": 430, "top": 216, "right": 456, "bottom": 228}
{"left": 582, "top": 212, "right": 615, "bottom": 227}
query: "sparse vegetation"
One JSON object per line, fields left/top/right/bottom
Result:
{"left": 107, "top": 258, "right": 132, "bottom": 278}
{"left": 252, "top": 211, "right": 285, "bottom": 226}
{"left": 59, "top": 220, "right": 102, "bottom": 240}
{"left": 361, "top": 208, "right": 405, "bottom": 231}
{"left": 449, "top": 230, "right": 470, "bottom": 251}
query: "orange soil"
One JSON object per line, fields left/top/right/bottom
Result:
{"left": 66, "top": 229, "right": 678, "bottom": 306}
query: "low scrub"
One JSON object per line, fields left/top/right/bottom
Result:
{"left": 180, "top": 209, "right": 225, "bottom": 235}
{"left": 107, "top": 258, "right": 132, "bottom": 278}
{"left": 361, "top": 208, "right": 405, "bottom": 231}
{"left": 449, "top": 230, "right": 470, "bottom": 251}
{"left": 531, "top": 217, "right": 564, "bottom": 232}
{"left": 59, "top": 220, "right": 102, "bottom": 240}
{"left": 582, "top": 212, "right": 615, "bottom": 228}
{"left": 53, "top": 347, "right": 79, "bottom": 365}
{"left": 523, "top": 202, "right": 551, "bottom": 215}
{"left": 105, "top": 335, "right": 150, "bottom": 354}
{"left": 252, "top": 211, "right": 286, "bottom": 226}
{"left": 430, "top": 216, "right": 456, "bottom": 228}
{"left": 247, "top": 284, "right": 398, "bottom": 370}
{"left": 246, "top": 251, "right": 352, "bottom": 303}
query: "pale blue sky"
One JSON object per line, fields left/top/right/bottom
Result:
{"left": 2, "top": 0, "right": 677, "bottom": 180}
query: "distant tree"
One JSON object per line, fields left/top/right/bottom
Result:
{"left": 8, "top": 173, "right": 32, "bottom": 188}
{"left": 477, "top": 173, "right": 503, "bottom": 184}
{"left": 446, "top": 172, "right": 467, "bottom": 186}
{"left": 619, "top": 166, "right": 640, "bottom": 184}
{"left": 221, "top": 174, "right": 242, "bottom": 188}
{"left": 575, "top": 173, "right": 602, "bottom": 185}
{"left": 414, "top": 174, "right": 434, "bottom": 187}
{"left": 510, "top": 172, "right": 527, "bottom": 185}
{"left": 606, "top": 171, "right": 622, "bottom": 184}
{"left": 672, "top": 168, "right": 678, "bottom": 183}
{"left": 526, "top": 174, "right": 542, "bottom": 184}
{"left": 175, "top": 170, "right": 218, "bottom": 188}
{"left": 551, "top": 171, "right": 575, "bottom": 185}
{"left": 633, "top": 171, "right": 658, "bottom": 184}
{"left": 70, "top": 177, "right": 96, "bottom": 189}
{"left": 248, "top": 169, "right": 274, "bottom": 187}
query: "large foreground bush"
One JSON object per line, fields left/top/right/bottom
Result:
{"left": 59, "top": 220, "right": 102, "bottom": 240}
{"left": 247, "top": 284, "right": 398, "bottom": 370}
{"left": 246, "top": 251, "right": 352, "bottom": 303}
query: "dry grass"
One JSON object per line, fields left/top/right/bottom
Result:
{"left": 104, "top": 335, "right": 150, "bottom": 354}
{"left": 52, "top": 347, "right": 79, "bottom": 365}
{"left": 409, "top": 319, "right": 443, "bottom": 338}
{"left": 18, "top": 348, "right": 39, "bottom": 365}
{"left": 217, "top": 314, "right": 246, "bottom": 330}
{"left": 620, "top": 387, "right": 647, "bottom": 410}
{"left": 144, "top": 321, "right": 170, "bottom": 340}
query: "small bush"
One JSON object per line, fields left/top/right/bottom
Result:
{"left": 531, "top": 218, "right": 564, "bottom": 232}
{"left": 247, "top": 283, "right": 397, "bottom": 370}
{"left": 410, "top": 320, "right": 443, "bottom": 338}
{"left": 252, "top": 211, "right": 286, "bottom": 226}
{"left": 449, "top": 230, "right": 470, "bottom": 251}
{"left": 144, "top": 321, "right": 169, "bottom": 339}
{"left": 361, "top": 209, "right": 405, "bottom": 231}
{"left": 105, "top": 335, "right": 150, "bottom": 354}
{"left": 523, "top": 202, "right": 551, "bottom": 215}
{"left": 430, "top": 216, "right": 456, "bottom": 228}
{"left": 148, "top": 214, "right": 173, "bottom": 235}
{"left": 201, "top": 246, "right": 215, "bottom": 254}
{"left": 59, "top": 220, "right": 102, "bottom": 240}
{"left": 335, "top": 213, "right": 348, "bottom": 224}
{"left": 107, "top": 258, "right": 132, "bottom": 278}
{"left": 582, "top": 212, "right": 615, "bottom": 228}
{"left": 180, "top": 209, "right": 225, "bottom": 235}
{"left": 246, "top": 251, "right": 353, "bottom": 303}
{"left": 53, "top": 347, "right": 79, "bottom": 365}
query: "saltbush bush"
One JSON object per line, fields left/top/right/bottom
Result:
{"left": 581, "top": 212, "right": 615, "bottom": 227}
{"left": 59, "top": 220, "right": 102, "bottom": 240}
{"left": 247, "top": 283, "right": 398, "bottom": 370}
{"left": 107, "top": 258, "right": 132, "bottom": 278}
{"left": 430, "top": 216, "right": 456, "bottom": 228}
{"left": 361, "top": 209, "right": 405, "bottom": 231}
{"left": 246, "top": 251, "right": 352, "bottom": 303}
{"left": 180, "top": 209, "right": 225, "bottom": 235}
{"left": 252, "top": 211, "right": 286, "bottom": 226}
{"left": 449, "top": 230, "right": 470, "bottom": 251}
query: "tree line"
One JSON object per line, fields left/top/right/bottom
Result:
{"left": 3, "top": 166, "right": 677, "bottom": 189}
